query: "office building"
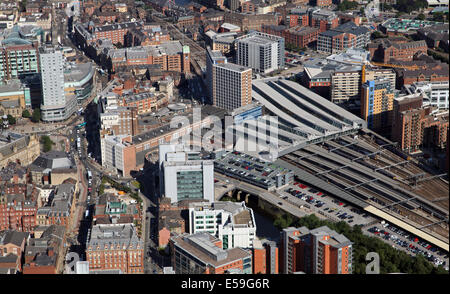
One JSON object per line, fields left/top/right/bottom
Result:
{"left": 39, "top": 47, "right": 77, "bottom": 122}
{"left": 158, "top": 144, "right": 214, "bottom": 204}
{"left": 100, "top": 135, "right": 136, "bottom": 177}
{"left": 189, "top": 201, "right": 256, "bottom": 249}
{"left": 206, "top": 47, "right": 252, "bottom": 110}
{"left": 0, "top": 41, "right": 40, "bottom": 82}
{"left": 361, "top": 77, "right": 395, "bottom": 133}
{"left": 236, "top": 31, "right": 285, "bottom": 74}
{"left": 86, "top": 224, "right": 144, "bottom": 274}
{"left": 169, "top": 233, "right": 253, "bottom": 274}
{"left": 281, "top": 226, "right": 353, "bottom": 274}
{"left": 405, "top": 81, "right": 449, "bottom": 110}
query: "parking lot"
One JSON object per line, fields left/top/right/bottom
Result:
{"left": 278, "top": 182, "right": 376, "bottom": 227}
{"left": 364, "top": 222, "right": 449, "bottom": 270}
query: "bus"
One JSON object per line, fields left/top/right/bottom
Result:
{"left": 77, "top": 122, "right": 87, "bottom": 128}
{"left": 87, "top": 170, "right": 92, "bottom": 180}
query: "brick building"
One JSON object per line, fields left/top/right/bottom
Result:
{"left": 263, "top": 25, "right": 319, "bottom": 48}
{"left": 392, "top": 95, "right": 449, "bottom": 153}
{"left": 0, "top": 187, "right": 37, "bottom": 232}
{"left": 252, "top": 239, "right": 278, "bottom": 274}
{"left": 369, "top": 39, "right": 428, "bottom": 63}
{"left": 106, "top": 41, "right": 190, "bottom": 74}
{"left": 223, "top": 11, "right": 279, "bottom": 32}
{"left": 86, "top": 224, "right": 144, "bottom": 274}
{"left": 317, "top": 22, "right": 370, "bottom": 54}
{"left": 281, "top": 226, "right": 353, "bottom": 274}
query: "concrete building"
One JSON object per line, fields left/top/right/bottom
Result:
{"left": 64, "top": 62, "right": 95, "bottom": 105}
{"left": 158, "top": 144, "right": 214, "bottom": 204}
{"left": 39, "top": 47, "right": 77, "bottom": 122}
{"left": 170, "top": 233, "right": 253, "bottom": 274}
{"left": 405, "top": 81, "right": 449, "bottom": 110}
{"left": 189, "top": 201, "right": 256, "bottom": 249}
{"left": 100, "top": 135, "right": 136, "bottom": 177}
{"left": 361, "top": 77, "right": 395, "bottom": 133}
{"left": 206, "top": 47, "right": 252, "bottom": 110}
{"left": 236, "top": 31, "right": 285, "bottom": 74}
{"left": 281, "top": 226, "right": 353, "bottom": 274}
{"left": 86, "top": 224, "right": 144, "bottom": 274}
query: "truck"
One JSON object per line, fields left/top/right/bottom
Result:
{"left": 87, "top": 170, "right": 92, "bottom": 180}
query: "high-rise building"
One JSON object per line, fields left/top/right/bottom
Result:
{"left": 206, "top": 47, "right": 252, "bottom": 110}
{"left": 39, "top": 47, "right": 77, "bottom": 122}
{"left": 236, "top": 31, "right": 285, "bottom": 74}
{"left": 252, "top": 239, "right": 279, "bottom": 274}
{"left": 361, "top": 76, "right": 395, "bottom": 132}
{"left": 169, "top": 233, "right": 253, "bottom": 274}
{"left": 188, "top": 201, "right": 256, "bottom": 249}
{"left": 281, "top": 226, "right": 353, "bottom": 274}
{"left": 158, "top": 144, "right": 214, "bottom": 204}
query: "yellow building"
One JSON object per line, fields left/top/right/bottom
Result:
{"left": 361, "top": 77, "right": 395, "bottom": 133}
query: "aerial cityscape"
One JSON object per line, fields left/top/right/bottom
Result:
{"left": 0, "top": 0, "right": 449, "bottom": 276}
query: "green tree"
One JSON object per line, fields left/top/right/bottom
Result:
{"left": 22, "top": 109, "right": 31, "bottom": 118}
{"left": 40, "top": 135, "right": 54, "bottom": 152}
{"left": 31, "top": 108, "right": 41, "bottom": 123}
{"left": 7, "top": 115, "right": 16, "bottom": 125}
{"left": 417, "top": 13, "right": 426, "bottom": 20}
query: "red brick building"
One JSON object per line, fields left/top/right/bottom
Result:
{"left": 86, "top": 224, "right": 144, "bottom": 274}
{"left": 392, "top": 96, "right": 449, "bottom": 153}
{"left": 281, "top": 226, "right": 352, "bottom": 274}
{"left": 252, "top": 239, "right": 278, "bottom": 274}
{"left": 0, "top": 190, "right": 37, "bottom": 232}
{"left": 262, "top": 25, "right": 319, "bottom": 48}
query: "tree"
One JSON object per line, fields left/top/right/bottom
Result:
{"left": 40, "top": 135, "right": 54, "bottom": 152}
{"left": 417, "top": 13, "right": 426, "bottom": 20}
{"left": 22, "top": 109, "right": 31, "bottom": 118}
{"left": 7, "top": 115, "right": 16, "bottom": 125}
{"left": 371, "top": 31, "right": 387, "bottom": 39}
{"left": 31, "top": 108, "right": 41, "bottom": 123}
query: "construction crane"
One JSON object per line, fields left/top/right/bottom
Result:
{"left": 370, "top": 61, "right": 420, "bottom": 71}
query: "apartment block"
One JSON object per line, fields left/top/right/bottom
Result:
{"left": 262, "top": 25, "right": 319, "bottom": 49}
{"left": 370, "top": 39, "right": 428, "bottom": 63}
{"left": 236, "top": 31, "right": 285, "bottom": 74}
{"left": 309, "top": 8, "right": 339, "bottom": 33}
{"left": 39, "top": 47, "right": 77, "bottom": 122}
{"left": 170, "top": 233, "right": 253, "bottom": 274}
{"left": 86, "top": 224, "right": 144, "bottom": 274}
{"left": 392, "top": 95, "right": 449, "bottom": 153}
{"left": 206, "top": 47, "right": 252, "bottom": 111}
{"left": 281, "top": 226, "right": 353, "bottom": 274}
{"left": 189, "top": 201, "right": 256, "bottom": 249}
{"left": 252, "top": 239, "right": 278, "bottom": 274}
{"left": 361, "top": 77, "right": 395, "bottom": 133}
{"left": 317, "top": 22, "right": 370, "bottom": 54}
